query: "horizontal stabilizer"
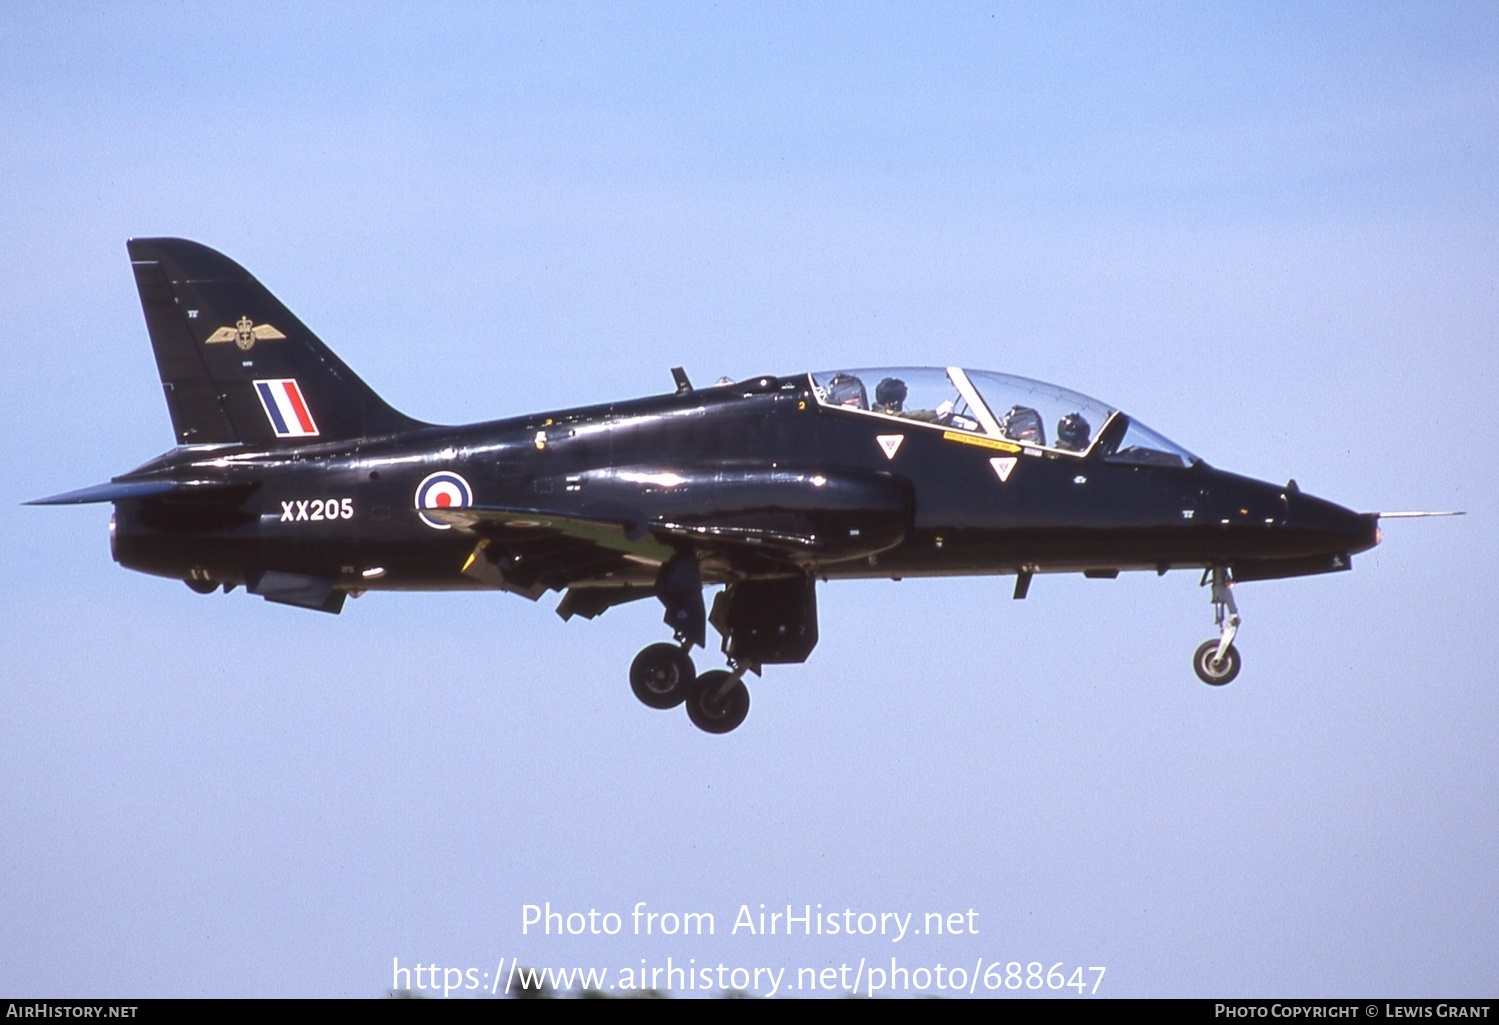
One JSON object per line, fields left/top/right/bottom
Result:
{"left": 27, "top": 479, "right": 253, "bottom": 506}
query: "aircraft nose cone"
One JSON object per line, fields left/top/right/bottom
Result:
{"left": 1287, "top": 490, "right": 1380, "bottom": 556}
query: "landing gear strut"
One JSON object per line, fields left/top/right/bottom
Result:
{"left": 684, "top": 665, "right": 751, "bottom": 734}
{"left": 1194, "top": 566, "right": 1241, "bottom": 686}
{"left": 626, "top": 572, "right": 818, "bottom": 733}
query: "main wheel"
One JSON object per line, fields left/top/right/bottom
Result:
{"left": 629, "top": 643, "right": 695, "bottom": 709}
{"left": 685, "top": 671, "right": 750, "bottom": 734}
{"left": 1193, "top": 640, "right": 1241, "bottom": 686}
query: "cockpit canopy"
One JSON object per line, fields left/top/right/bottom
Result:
{"left": 809, "top": 366, "right": 1198, "bottom": 467}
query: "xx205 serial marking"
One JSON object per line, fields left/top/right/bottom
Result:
{"left": 279, "top": 498, "right": 354, "bottom": 522}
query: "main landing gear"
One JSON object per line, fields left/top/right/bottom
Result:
{"left": 627, "top": 553, "right": 754, "bottom": 733}
{"left": 628, "top": 642, "right": 696, "bottom": 710}
{"left": 1193, "top": 566, "right": 1242, "bottom": 686}
{"left": 683, "top": 668, "right": 751, "bottom": 735}
{"left": 628, "top": 642, "right": 752, "bottom": 734}
{"left": 628, "top": 572, "right": 817, "bottom": 734}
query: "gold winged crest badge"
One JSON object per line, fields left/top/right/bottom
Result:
{"left": 205, "top": 316, "right": 287, "bottom": 351}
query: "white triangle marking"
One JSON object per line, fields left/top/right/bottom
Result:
{"left": 877, "top": 435, "right": 904, "bottom": 460}
{"left": 990, "top": 456, "right": 1017, "bottom": 482}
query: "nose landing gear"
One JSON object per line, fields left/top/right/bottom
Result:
{"left": 1194, "top": 566, "right": 1242, "bottom": 685}
{"left": 1193, "top": 638, "right": 1241, "bottom": 685}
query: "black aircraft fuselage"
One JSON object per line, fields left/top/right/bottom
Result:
{"left": 34, "top": 238, "right": 1385, "bottom": 733}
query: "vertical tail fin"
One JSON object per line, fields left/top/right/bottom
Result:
{"left": 126, "top": 237, "right": 426, "bottom": 446}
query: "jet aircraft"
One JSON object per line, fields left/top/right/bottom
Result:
{"left": 32, "top": 238, "right": 1439, "bottom": 733}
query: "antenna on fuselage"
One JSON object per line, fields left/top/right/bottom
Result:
{"left": 671, "top": 367, "right": 693, "bottom": 394}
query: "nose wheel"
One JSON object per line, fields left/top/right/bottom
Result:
{"left": 1193, "top": 566, "right": 1242, "bottom": 686}
{"left": 1193, "top": 639, "right": 1241, "bottom": 685}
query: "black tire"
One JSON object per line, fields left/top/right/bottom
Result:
{"left": 685, "top": 671, "right": 751, "bottom": 734}
{"left": 1193, "top": 640, "right": 1241, "bottom": 686}
{"left": 629, "top": 643, "right": 695, "bottom": 709}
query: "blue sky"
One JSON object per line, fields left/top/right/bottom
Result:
{"left": 2, "top": 2, "right": 1494, "bottom": 998}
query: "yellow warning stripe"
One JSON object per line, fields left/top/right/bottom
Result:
{"left": 942, "top": 431, "right": 1020, "bottom": 453}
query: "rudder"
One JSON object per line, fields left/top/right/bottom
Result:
{"left": 127, "top": 237, "right": 425, "bottom": 445}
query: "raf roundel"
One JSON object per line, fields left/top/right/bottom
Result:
{"left": 415, "top": 470, "right": 474, "bottom": 529}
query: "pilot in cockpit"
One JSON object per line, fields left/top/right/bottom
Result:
{"left": 1055, "top": 412, "right": 1092, "bottom": 452}
{"left": 873, "top": 377, "right": 908, "bottom": 414}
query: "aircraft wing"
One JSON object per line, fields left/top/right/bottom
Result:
{"left": 425, "top": 463, "right": 911, "bottom": 601}
{"left": 427, "top": 500, "right": 854, "bottom": 602}
{"left": 413, "top": 504, "right": 651, "bottom": 601}
{"left": 428, "top": 503, "right": 826, "bottom": 560}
